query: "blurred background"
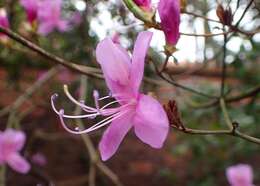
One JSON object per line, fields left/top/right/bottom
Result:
{"left": 0, "top": 0, "right": 259, "bottom": 185}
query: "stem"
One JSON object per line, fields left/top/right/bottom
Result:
{"left": 220, "top": 98, "right": 233, "bottom": 130}
{"left": 235, "top": 0, "right": 254, "bottom": 27}
{"left": 220, "top": 33, "right": 227, "bottom": 97}
{"left": 73, "top": 76, "right": 123, "bottom": 186}
{"left": 0, "top": 166, "right": 6, "bottom": 186}
{"left": 0, "top": 66, "right": 59, "bottom": 117}
{"left": 0, "top": 26, "right": 102, "bottom": 79}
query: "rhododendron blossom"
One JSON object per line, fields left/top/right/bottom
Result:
{"left": 51, "top": 31, "right": 169, "bottom": 161}
{"left": 37, "top": 0, "right": 70, "bottom": 35}
{"left": 226, "top": 164, "right": 254, "bottom": 186}
{"left": 158, "top": 0, "right": 180, "bottom": 45}
{"left": 20, "top": 0, "right": 38, "bottom": 24}
{"left": 0, "top": 8, "right": 9, "bottom": 37}
{"left": 0, "top": 129, "right": 30, "bottom": 174}
{"left": 133, "top": 0, "right": 151, "bottom": 10}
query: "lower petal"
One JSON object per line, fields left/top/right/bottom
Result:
{"left": 7, "top": 153, "right": 30, "bottom": 174}
{"left": 133, "top": 94, "right": 169, "bottom": 148}
{"left": 98, "top": 113, "right": 134, "bottom": 161}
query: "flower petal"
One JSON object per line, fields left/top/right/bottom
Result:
{"left": 96, "top": 37, "right": 131, "bottom": 86}
{"left": 7, "top": 153, "right": 30, "bottom": 174}
{"left": 57, "top": 20, "right": 70, "bottom": 32}
{"left": 133, "top": 94, "right": 169, "bottom": 148}
{"left": 1, "top": 129, "right": 26, "bottom": 152}
{"left": 226, "top": 164, "right": 254, "bottom": 186}
{"left": 96, "top": 37, "right": 134, "bottom": 100}
{"left": 131, "top": 31, "right": 153, "bottom": 95}
{"left": 158, "top": 0, "right": 180, "bottom": 45}
{"left": 98, "top": 114, "right": 134, "bottom": 161}
{"left": 38, "top": 22, "right": 55, "bottom": 36}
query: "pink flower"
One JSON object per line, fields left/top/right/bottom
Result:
{"left": 31, "top": 153, "right": 47, "bottom": 166}
{"left": 20, "top": 0, "right": 39, "bottom": 24}
{"left": 0, "top": 8, "right": 9, "bottom": 37}
{"left": 51, "top": 31, "right": 169, "bottom": 161}
{"left": 0, "top": 129, "right": 30, "bottom": 174}
{"left": 58, "top": 68, "right": 73, "bottom": 84}
{"left": 111, "top": 32, "right": 120, "bottom": 44}
{"left": 37, "top": 0, "right": 70, "bottom": 35}
{"left": 133, "top": 0, "right": 151, "bottom": 10}
{"left": 226, "top": 164, "right": 254, "bottom": 186}
{"left": 70, "top": 12, "right": 82, "bottom": 26}
{"left": 158, "top": 0, "right": 180, "bottom": 45}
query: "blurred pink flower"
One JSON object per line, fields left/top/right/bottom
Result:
{"left": 20, "top": 0, "right": 39, "bottom": 24}
{"left": 58, "top": 68, "right": 73, "bottom": 84}
{"left": 226, "top": 164, "right": 254, "bottom": 186}
{"left": 111, "top": 32, "right": 120, "bottom": 44}
{"left": 0, "top": 129, "right": 30, "bottom": 174}
{"left": 133, "top": 0, "right": 151, "bottom": 10}
{"left": 70, "top": 12, "right": 82, "bottom": 26}
{"left": 0, "top": 8, "right": 9, "bottom": 37}
{"left": 51, "top": 31, "right": 169, "bottom": 161}
{"left": 158, "top": 0, "right": 180, "bottom": 45}
{"left": 37, "top": 0, "right": 70, "bottom": 35}
{"left": 31, "top": 153, "right": 47, "bottom": 166}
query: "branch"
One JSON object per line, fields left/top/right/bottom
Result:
{"left": 0, "top": 26, "right": 102, "bottom": 79}
{"left": 192, "top": 84, "right": 260, "bottom": 108}
{"left": 235, "top": 0, "right": 254, "bottom": 27}
{"left": 0, "top": 66, "right": 59, "bottom": 117}
{"left": 220, "top": 32, "right": 227, "bottom": 97}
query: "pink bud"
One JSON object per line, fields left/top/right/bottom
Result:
{"left": 158, "top": 0, "right": 180, "bottom": 45}
{"left": 20, "top": 0, "right": 39, "bottom": 24}
{"left": 112, "top": 32, "right": 120, "bottom": 44}
{"left": 133, "top": 0, "right": 151, "bottom": 10}
{"left": 0, "top": 9, "right": 9, "bottom": 38}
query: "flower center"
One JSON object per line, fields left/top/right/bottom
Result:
{"left": 51, "top": 85, "right": 135, "bottom": 134}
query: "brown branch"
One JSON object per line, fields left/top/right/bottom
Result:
{"left": 182, "top": 10, "right": 222, "bottom": 24}
{"left": 0, "top": 26, "right": 102, "bottom": 79}
{"left": 193, "top": 84, "right": 260, "bottom": 108}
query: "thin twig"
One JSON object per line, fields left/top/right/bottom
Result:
{"left": 182, "top": 10, "right": 222, "bottom": 23}
{"left": 73, "top": 76, "right": 123, "bottom": 186}
{"left": 235, "top": 0, "right": 254, "bottom": 27}
{"left": 151, "top": 59, "right": 218, "bottom": 99}
{"left": 220, "top": 98, "right": 233, "bottom": 130}
{"left": 0, "top": 66, "right": 59, "bottom": 117}
{"left": 220, "top": 32, "right": 227, "bottom": 97}
{"left": 191, "top": 84, "right": 260, "bottom": 109}
{"left": 0, "top": 26, "right": 102, "bottom": 79}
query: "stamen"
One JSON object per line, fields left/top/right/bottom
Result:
{"left": 93, "top": 90, "right": 100, "bottom": 112}
{"left": 51, "top": 94, "right": 101, "bottom": 119}
{"left": 58, "top": 109, "right": 128, "bottom": 134}
{"left": 63, "top": 85, "right": 97, "bottom": 112}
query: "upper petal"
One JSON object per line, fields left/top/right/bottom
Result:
{"left": 1, "top": 129, "right": 26, "bottom": 153}
{"left": 96, "top": 38, "right": 131, "bottom": 86}
{"left": 158, "top": 0, "right": 180, "bottom": 45}
{"left": 96, "top": 37, "right": 134, "bottom": 100}
{"left": 131, "top": 31, "right": 153, "bottom": 95}
{"left": 6, "top": 153, "right": 30, "bottom": 174}
{"left": 98, "top": 113, "right": 134, "bottom": 161}
{"left": 133, "top": 94, "right": 169, "bottom": 148}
